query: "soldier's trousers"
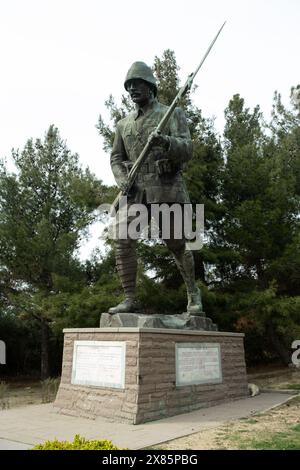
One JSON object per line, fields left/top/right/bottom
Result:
{"left": 113, "top": 203, "right": 197, "bottom": 298}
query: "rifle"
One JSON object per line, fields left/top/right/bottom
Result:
{"left": 110, "top": 21, "right": 226, "bottom": 215}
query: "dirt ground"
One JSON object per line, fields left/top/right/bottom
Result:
{"left": 154, "top": 396, "right": 300, "bottom": 450}
{"left": 0, "top": 378, "right": 56, "bottom": 408}
{"left": 247, "top": 366, "right": 300, "bottom": 391}
{"left": 155, "top": 366, "right": 300, "bottom": 450}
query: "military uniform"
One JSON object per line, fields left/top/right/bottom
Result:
{"left": 108, "top": 62, "right": 203, "bottom": 315}
{"left": 111, "top": 99, "right": 192, "bottom": 205}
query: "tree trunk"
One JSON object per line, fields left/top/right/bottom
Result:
{"left": 266, "top": 321, "right": 291, "bottom": 366}
{"left": 41, "top": 318, "right": 50, "bottom": 380}
{"left": 256, "top": 261, "right": 266, "bottom": 288}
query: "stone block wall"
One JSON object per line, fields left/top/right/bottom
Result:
{"left": 54, "top": 328, "right": 248, "bottom": 424}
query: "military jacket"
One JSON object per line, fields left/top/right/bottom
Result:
{"left": 110, "top": 98, "right": 192, "bottom": 204}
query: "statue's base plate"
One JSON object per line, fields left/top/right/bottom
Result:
{"left": 100, "top": 311, "right": 217, "bottom": 331}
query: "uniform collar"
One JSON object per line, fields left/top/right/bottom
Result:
{"left": 134, "top": 97, "right": 158, "bottom": 120}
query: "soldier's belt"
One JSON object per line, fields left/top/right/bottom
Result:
{"left": 142, "top": 160, "right": 175, "bottom": 174}
{"left": 124, "top": 161, "right": 157, "bottom": 175}
{"left": 141, "top": 162, "right": 157, "bottom": 173}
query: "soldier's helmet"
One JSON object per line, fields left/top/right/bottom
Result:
{"left": 124, "top": 62, "right": 157, "bottom": 96}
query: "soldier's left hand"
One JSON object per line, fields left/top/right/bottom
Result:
{"left": 148, "top": 131, "right": 170, "bottom": 151}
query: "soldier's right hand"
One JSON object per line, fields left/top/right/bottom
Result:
{"left": 148, "top": 131, "right": 170, "bottom": 151}
{"left": 120, "top": 180, "right": 129, "bottom": 193}
{"left": 116, "top": 176, "right": 129, "bottom": 193}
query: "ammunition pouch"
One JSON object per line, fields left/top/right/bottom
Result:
{"left": 155, "top": 159, "right": 173, "bottom": 175}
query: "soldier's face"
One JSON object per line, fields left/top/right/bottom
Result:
{"left": 127, "top": 79, "right": 152, "bottom": 105}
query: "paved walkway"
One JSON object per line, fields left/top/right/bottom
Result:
{"left": 0, "top": 393, "right": 294, "bottom": 450}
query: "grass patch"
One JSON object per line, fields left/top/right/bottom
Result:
{"left": 251, "top": 428, "right": 300, "bottom": 450}
{"left": 224, "top": 424, "right": 300, "bottom": 450}
{"left": 286, "top": 384, "right": 300, "bottom": 390}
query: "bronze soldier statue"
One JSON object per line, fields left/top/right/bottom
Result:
{"left": 108, "top": 61, "right": 203, "bottom": 316}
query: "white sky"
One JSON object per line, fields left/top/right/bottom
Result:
{"left": 0, "top": 0, "right": 299, "bottom": 258}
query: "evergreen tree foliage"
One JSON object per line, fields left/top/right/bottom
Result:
{"left": 0, "top": 126, "right": 107, "bottom": 377}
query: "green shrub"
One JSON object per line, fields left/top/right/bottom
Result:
{"left": 32, "top": 434, "right": 121, "bottom": 450}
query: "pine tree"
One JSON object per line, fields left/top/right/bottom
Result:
{"left": 0, "top": 126, "right": 107, "bottom": 378}
{"left": 216, "top": 91, "right": 300, "bottom": 364}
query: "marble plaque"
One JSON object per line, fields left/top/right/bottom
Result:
{"left": 176, "top": 343, "right": 222, "bottom": 386}
{"left": 71, "top": 341, "right": 126, "bottom": 389}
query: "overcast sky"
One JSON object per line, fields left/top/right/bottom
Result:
{"left": 0, "top": 0, "right": 299, "bottom": 258}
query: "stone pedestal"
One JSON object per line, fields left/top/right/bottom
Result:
{"left": 100, "top": 312, "right": 217, "bottom": 331}
{"left": 54, "top": 327, "right": 248, "bottom": 424}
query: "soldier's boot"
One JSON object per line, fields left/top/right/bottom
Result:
{"left": 187, "top": 287, "right": 203, "bottom": 316}
{"left": 108, "top": 240, "right": 140, "bottom": 314}
{"left": 172, "top": 248, "right": 204, "bottom": 316}
{"left": 108, "top": 297, "right": 140, "bottom": 314}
